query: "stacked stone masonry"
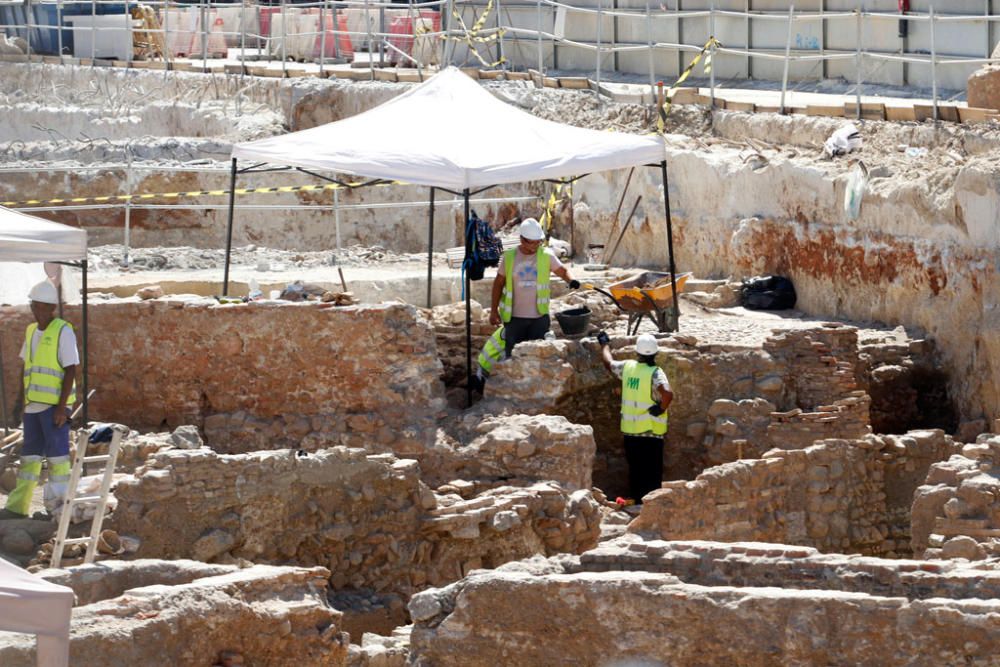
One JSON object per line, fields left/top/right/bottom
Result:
{"left": 912, "top": 434, "right": 1000, "bottom": 560}
{"left": 0, "top": 561, "right": 347, "bottom": 667}
{"left": 110, "top": 444, "right": 601, "bottom": 597}
{"left": 631, "top": 430, "right": 958, "bottom": 557}
{"left": 408, "top": 538, "right": 1000, "bottom": 666}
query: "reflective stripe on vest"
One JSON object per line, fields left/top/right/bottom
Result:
{"left": 24, "top": 319, "right": 76, "bottom": 406}
{"left": 499, "top": 247, "right": 551, "bottom": 323}
{"left": 478, "top": 326, "right": 505, "bottom": 374}
{"left": 620, "top": 359, "right": 668, "bottom": 436}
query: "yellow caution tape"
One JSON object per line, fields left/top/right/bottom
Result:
{"left": 447, "top": 0, "right": 506, "bottom": 67}
{"left": 657, "top": 36, "right": 721, "bottom": 134}
{"left": 1, "top": 180, "right": 397, "bottom": 209}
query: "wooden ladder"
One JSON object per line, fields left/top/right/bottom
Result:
{"left": 51, "top": 426, "right": 124, "bottom": 568}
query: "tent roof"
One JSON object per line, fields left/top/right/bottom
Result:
{"left": 0, "top": 207, "right": 87, "bottom": 262}
{"left": 232, "top": 67, "right": 665, "bottom": 191}
{"left": 0, "top": 555, "right": 74, "bottom": 639}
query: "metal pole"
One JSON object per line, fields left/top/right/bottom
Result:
{"left": 444, "top": 0, "right": 455, "bottom": 66}
{"left": 855, "top": 0, "right": 862, "bottom": 117}
{"left": 0, "top": 333, "right": 8, "bottom": 436}
{"left": 536, "top": 0, "right": 542, "bottom": 72}
{"left": 463, "top": 188, "right": 472, "bottom": 408}
{"left": 332, "top": 0, "right": 339, "bottom": 59}
{"left": 164, "top": 0, "right": 171, "bottom": 69}
{"left": 427, "top": 187, "right": 435, "bottom": 308}
{"left": 26, "top": 0, "right": 32, "bottom": 65}
{"left": 496, "top": 0, "right": 504, "bottom": 68}
{"left": 126, "top": 0, "right": 133, "bottom": 63}
{"left": 379, "top": 2, "right": 385, "bottom": 67}
{"left": 57, "top": 0, "right": 63, "bottom": 63}
{"left": 333, "top": 188, "right": 342, "bottom": 251}
{"left": 596, "top": 0, "right": 602, "bottom": 99}
{"left": 223, "top": 158, "right": 237, "bottom": 296}
{"left": 930, "top": 4, "right": 938, "bottom": 121}
{"left": 780, "top": 4, "right": 793, "bottom": 114}
{"left": 319, "top": 0, "right": 327, "bottom": 75}
{"left": 364, "top": 0, "right": 375, "bottom": 79}
{"left": 660, "top": 160, "right": 679, "bottom": 331}
{"left": 709, "top": 0, "right": 715, "bottom": 106}
{"left": 82, "top": 259, "right": 88, "bottom": 426}
{"left": 200, "top": 0, "right": 208, "bottom": 68}
{"left": 123, "top": 147, "right": 132, "bottom": 266}
{"left": 90, "top": 0, "right": 96, "bottom": 64}
{"left": 646, "top": 0, "right": 654, "bottom": 103}
{"left": 281, "top": 0, "right": 287, "bottom": 76}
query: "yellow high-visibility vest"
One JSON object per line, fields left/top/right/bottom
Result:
{"left": 478, "top": 326, "right": 505, "bottom": 374}
{"left": 498, "top": 247, "right": 550, "bottom": 323}
{"left": 620, "top": 360, "right": 667, "bottom": 436}
{"left": 23, "top": 319, "right": 76, "bottom": 406}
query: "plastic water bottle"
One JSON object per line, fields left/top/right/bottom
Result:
{"left": 544, "top": 331, "right": 556, "bottom": 341}
{"left": 248, "top": 278, "right": 263, "bottom": 301}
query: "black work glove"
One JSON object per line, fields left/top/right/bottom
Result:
{"left": 596, "top": 331, "right": 610, "bottom": 347}
{"left": 568, "top": 279, "right": 581, "bottom": 290}
{"left": 648, "top": 404, "right": 666, "bottom": 417}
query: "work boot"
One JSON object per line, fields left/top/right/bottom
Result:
{"left": 5, "top": 455, "right": 42, "bottom": 517}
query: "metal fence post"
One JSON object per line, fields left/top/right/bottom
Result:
{"left": 646, "top": 0, "right": 654, "bottom": 103}
{"left": 709, "top": 0, "right": 715, "bottom": 106}
{"left": 123, "top": 147, "right": 133, "bottom": 267}
{"left": 930, "top": 4, "right": 938, "bottom": 120}
{"left": 780, "top": 4, "right": 793, "bottom": 114}
{"left": 855, "top": 0, "right": 862, "bottom": 117}
{"left": 536, "top": 0, "right": 543, "bottom": 73}
{"left": 319, "top": 0, "right": 327, "bottom": 75}
{"left": 596, "top": 0, "right": 603, "bottom": 98}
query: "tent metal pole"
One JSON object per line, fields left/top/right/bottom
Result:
{"left": 464, "top": 188, "right": 472, "bottom": 408}
{"left": 223, "top": 158, "right": 238, "bottom": 296}
{"left": 82, "top": 258, "right": 88, "bottom": 426}
{"left": 427, "top": 187, "right": 435, "bottom": 308}
{"left": 0, "top": 333, "right": 7, "bottom": 435}
{"left": 660, "top": 160, "right": 680, "bottom": 331}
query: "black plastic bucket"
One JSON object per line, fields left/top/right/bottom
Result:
{"left": 555, "top": 306, "right": 592, "bottom": 336}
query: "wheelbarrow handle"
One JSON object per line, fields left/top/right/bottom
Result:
{"left": 582, "top": 284, "right": 629, "bottom": 314}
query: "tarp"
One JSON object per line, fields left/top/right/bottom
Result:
{"left": 232, "top": 67, "right": 666, "bottom": 191}
{"left": 0, "top": 207, "right": 87, "bottom": 263}
{"left": 0, "top": 556, "right": 74, "bottom": 666}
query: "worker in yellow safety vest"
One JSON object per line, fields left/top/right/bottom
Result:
{"left": 597, "top": 331, "right": 673, "bottom": 506}
{"left": 471, "top": 325, "right": 505, "bottom": 394}
{"left": 489, "top": 218, "right": 580, "bottom": 357}
{"left": 2, "top": 280, "right": 78, "bottom": 519}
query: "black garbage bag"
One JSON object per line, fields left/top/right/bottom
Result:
{"left": 741, "top": 275, "right": 797, "bottom": 310}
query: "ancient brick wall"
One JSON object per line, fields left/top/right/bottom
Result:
{"left": 111, "top": 446, "right": 601, "bottom": 598}
{"left": 630, "top": 430, "right": 956, "bottom": 557}
{"left": 0, "top": 300, "right": 446, "bottom": 450}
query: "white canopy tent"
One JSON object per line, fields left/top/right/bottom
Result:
{"left": 0, "top": 556, "right": 74, "bottom": 667}
{"left": 228, "top": 67, "right": 679, "bottom": 404}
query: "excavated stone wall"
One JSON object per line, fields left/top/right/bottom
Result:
{"left": 110, "top": 445, "right": 601, "bottom": 597}
{"left": 484, "top": 325, "right": 875, "bottom": 492}
{"left": 630, "top": 430, "right": 958, "bottom": 557}
{"left": 0, "top": 562, "right": 347, "bottom": 667}
{"left": 912, "top": 434, "right": 1000, "bottom": 560}
{"left": 0, "top": 300, "right": 446, "bottom": 449}
{"left": 408, "top": 539, "right": 1000, "bottom": 667}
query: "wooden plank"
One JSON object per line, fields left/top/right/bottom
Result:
{"left": 506, "top": 71, "right": 531, "bottom": 81}
{"left": 694, "top": 94, "right": 712, "bottom": 106}
{"left": 396, "top": 69, "right": 426, "bottom": 83}
{"left": 885, "top": 106, "right": 916, "bottom": 122}
{"left": 558, "top": 76, "right": 590, "bottom": 89}
{"left": 670, "top": 88, "right": 699, "bottom": 105}
{"left": 806, "top": 104, "right": 844, "bottom": 117}
{"left": 725, "top": 100, "right": 755, "bottom": 112}
{"left": 755, "top": 105, "right": 782, "bottom": 114}
{"left": 460, "top": 67, "right": 480, "bottom": 79}
{"left": 914, "top": 104, "right": 960, "bottom": 123}
{"left": 478, "top": 69, "right": 504, "bottom": 80}
{"left": 543, "top": 76, "right": 559, "bottom": 88}
{"left": 843, "top": 102, "right": 886, "bottom": 120}
{"left": 958, "top": 106, "right": 998, "bottom": 123}
{"left": 373, "top": 68, "right": 398, "bottom": 82}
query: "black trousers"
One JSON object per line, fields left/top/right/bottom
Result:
{"left": 504, "top": 315, "right": 550, "bottom": 357}
{"left": 623, "top": 434, "right": 664, "bottom": 502}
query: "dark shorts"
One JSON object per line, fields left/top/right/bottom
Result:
{"left": 22, "top": 406, "right": 71, "bottom": 458}
{"left": 504, "top": 315, "right": 550, "bottom": 357}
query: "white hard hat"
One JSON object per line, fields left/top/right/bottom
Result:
{"left": 635, "top": 333, "right": 659, "bottom": 356}
{"left": 519, "top": 218, "right": 545, "bottom": 241}
{"left": 28, "top": 280, "right": 59, "bottom": 305}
